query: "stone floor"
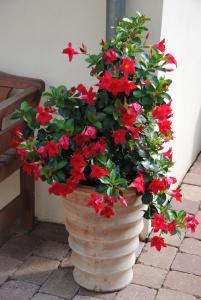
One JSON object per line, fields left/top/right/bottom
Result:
{"left": 1, "top": 154, "right": 201, "bottom": 300}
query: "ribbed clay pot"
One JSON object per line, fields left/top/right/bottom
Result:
{"left": 63, "top": 186, "right": 145, "bottom": 292}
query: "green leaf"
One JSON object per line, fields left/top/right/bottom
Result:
{"left": 142, "top": 192, "right": 153, "bottom": 204}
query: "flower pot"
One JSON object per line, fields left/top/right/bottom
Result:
{"left": 63, "top": 185, "right": 145, "bottom": 292}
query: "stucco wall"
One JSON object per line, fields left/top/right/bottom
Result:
{"left": 161, "top": 0, "right": 201, "bottom": 181}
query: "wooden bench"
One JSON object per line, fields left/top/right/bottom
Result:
{"left": 0, "top": 72, "right": 45, "bottom": 232}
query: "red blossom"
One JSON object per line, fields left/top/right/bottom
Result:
{"left": 170, "top": 188, "right": 182, "bottom": 202}
{"left": 112, "top": 129, "right": 127, "bottom": 144}
{"left": 36, "top": 106, "right": 52, "bottom": 125}
{"left": 133, "top": 175, "right": 145, "bottom": 193}
{"left": 81, "top": 87, "right": 96, "bottom": 106}
{"left": 152, "top": 103, "right": 172, "bottom": 121}
{"left": 151, "top": 213, "right": 168, "bottom": 232}
{"left": 87, "top": 192, "right": 103, "bottom": 213}
{"left": 152, "top": 38, "right": 165, "bottom": 53}
{"left": 100, "top": 206, "right": 115, "bottom": 218}
{"left": 45, "top": 141, "right": 60, "bottom": 157}
{"left": 16, "top": 147, "right": 28, "bottom": 161}
{"left": 121, "top": 113, "right": 136, "bottom": 127}
{"left": 165, "top": 53, "right": 177, "bottom": 67}
{"left": 149, "top": 178, "right": 166, "bottom": 195}
{"left": 158, "top": 120, "right": 172, "bottom": 135}
{"left": 70, "top": 168, "right": 86, "bottom": 182}
{"left": 162, "top": 176, "right": 177, "bottom": 189}
{"left": 90, "top": 165, "right": 108, "bottom": 178}
{"left": 77, "top": 83, "right": 87, "bottom": 95}
{"left": 62, "top": 42, "right": 79, "bottom": 62}
{"left": 22, "top": 162, "right": 41, "bottom": 180}
{"left": 49, "top": 181, "right": 75, "bottom": 197}
{"left": 59, "top": 135, "right": 69, "bottom": 150}
{"left": 163, "top": 148, "right": 173, "bottom": 160}
{"left": 167, "top": 220, "right": 176, "bottom": 235}
{"left": 129, "top": 126, "right": 144, "bottom": 140}
{"left": 102, "top": 48, "right": 117, "bottom": 64}
{"left": 151, "top": 236, "right": 166, "bottom": 251}
{"left": 184, "top": 215, "right": 199, "bottom": 233}
{"left": 119, "top": 57, "right": 136, "bottom": 77}
{"left": 70, "top": 152, "right": 86, "bottom": 169}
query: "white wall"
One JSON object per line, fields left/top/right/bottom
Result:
{"left": 161, "top": 0, "right": 201, "bottom": 182}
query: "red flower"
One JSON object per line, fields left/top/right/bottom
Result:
{"left": 49, "top": 181, "right": 75, "bottom": 197}
{"left": 151, "top": 213, "right": 168, "bottom": 232}
{"left": 152, "top": 38, "right": 165, "bottom": 53}
{"left": 129, "top": 126, "right": 143, "bottom": 140}
{"left": 77, "top": 83, "right": 87, "bottom": 95}
{"left": 100, "top": 206, "right": 115, "bottom": 218}
{"left": 16, "top": 147, "right": 28, "bottom": 161}
{"left": 165, "top": 53, "right": 177, "bottom": 67}
{"left": 184, "top": 215, "right": 199, "bottom": 233}
{"left": 112, "top": 129, "right": 127, "bottom": 144}
{"left": 163, "top": 148, "right": 173, "bottom": 160}
{"left": 167, "top": 220, "right": 176, "bottom": 235}
{"left": 45, "top": 141, "right": 60, "bottom": 157}
{"left": 90, "top": 165, "right": 108, "bottom": 178}
{"left": 121, "top": 113, "right": 136, "bottom": 127}
{"left": 162, "top": 176, "right": 177, "bottom": 189}
{"left": 152, "top": 103, "right": 172, "bottom": 121}
{"left": 102, "top": 48, "right": 117, "bottom": 64}
{"left": 70, "top": 168, "right": 86, "bottom": 183}
{"left": 149, "top": 178, "right": 166, "bottom": 194}
{"left": 62, "top": 42, "right": 79, "bottom": 62}
{"left": 81, "top": 87, "right": 96, "bottom": 106}
{"left": 119, "top": 57, "right": 136, "bottom": 77}
{"left": 22, "top": 162, "right": 41, "bottom": 180}
{"left": 170, "top": 188, "right": 182, "bottom": 202}
{"left": 133, "top": 175, "right": 145, "bottom": 193}
{"left": 87, "top": 192, "right": 103, "bottom": 213}
{"left": 123, "top": 79, "right": 137, "bottom": 96}
{"left": 98, "top": 71, "right": 112, "bottom": 91}
{"left": 151, "top": 236, "right": 166, "bottom": 251}
{"left": 36, "top": 106, "right": 52, "bottom": 125}
{"left": 158, "top": 120, "right": 172, "bottom": 135}
{"left": 70, "top": 152, "right": 86, "bottom": 169}
{"left": 59, "top": 136, "right": 69, "bottom": 150}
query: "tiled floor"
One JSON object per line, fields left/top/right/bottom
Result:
{"left": 1, "top": 154, "right": 201, "bottom": 300}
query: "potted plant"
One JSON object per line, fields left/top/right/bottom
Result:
{"left": 12, "top": 13, "right": 199, "bottom": 292}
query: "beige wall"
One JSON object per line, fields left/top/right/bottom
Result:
{"left": 1, "top": 0, "right": 201, "bottom": 223}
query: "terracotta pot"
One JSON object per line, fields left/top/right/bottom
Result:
{"left": 63, "top": 186, "right": 145, "bottom": 292}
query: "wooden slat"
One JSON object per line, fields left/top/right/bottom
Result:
{"left": 0, "top": 195, "right": 22, "bottom": 232}
{"left": 0, "top": 72, "right": 45, "bottom": 93}
{"left": 0, "top": 120, "right": 23, "bottom": 155}
{"left": 0, "top": 86, "right": 12, "bottom": 101}
{"left": 0, "top": 152, "right": 21, "bottom": 183}
{"left": 20, "top": 169, "right": 35, "bottom": 230}
{"left": 0, "top": 87, "right": 37, "bottom": 119}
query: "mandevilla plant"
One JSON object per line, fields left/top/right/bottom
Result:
{"left": 12, "top": 13, "right": 199, "bottom": 251}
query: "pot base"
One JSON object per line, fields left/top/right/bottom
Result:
{"left": 73, "top": 267, "right": 133, "bottom": 292}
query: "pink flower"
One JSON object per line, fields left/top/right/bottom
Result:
{"left": 59, "top": 136, "right": 69, "bottom": 150}
{"left": 184, "top": 215, "right": 199, "bottom": 233}
{"left": 170, "top": 188, "right": 182, "bottom": 202}
{"left": 133, "top": 175, "right": 145, "bottom": 193}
